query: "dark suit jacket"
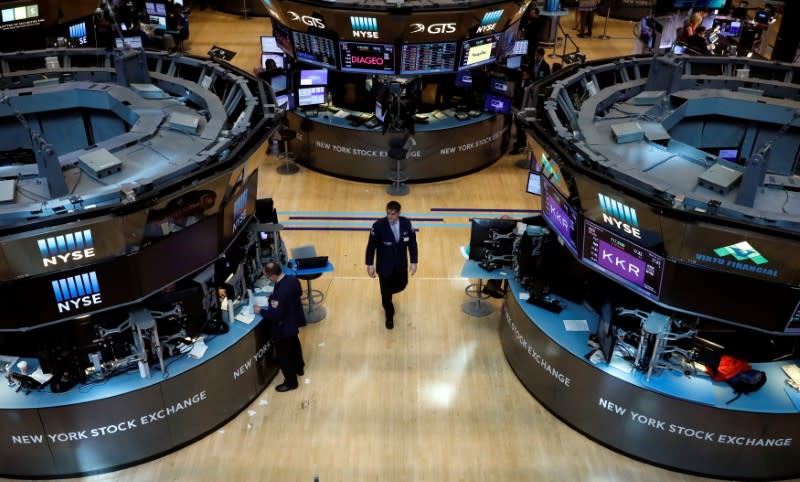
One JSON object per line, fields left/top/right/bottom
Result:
{"left": 261, "top": 274, "right": 305, "bottom": 338}
{"left": 530, "top": 60, "right": 551, "bottom": 81}
{"left": 365, "top": 216, "right": 418, "bottom": 277}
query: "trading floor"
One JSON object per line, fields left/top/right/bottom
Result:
{"left": 42, "top": 9, "right": 739, "bottom": 482}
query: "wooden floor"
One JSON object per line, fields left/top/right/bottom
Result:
{"left": 38, "top": 9, "right": 743, "bottom": 482}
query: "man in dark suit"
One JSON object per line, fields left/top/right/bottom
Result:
{"left": 365, "top": 200, "right": 418, "bottom": 330}
{"left": 256, "top": 262, "right": 305, "bottom": 392}
{"left": 530, "top": 47, "right": 551, "bottom": 81}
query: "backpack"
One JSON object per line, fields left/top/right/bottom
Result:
{"left": 704, "top": 354, "right": 767, "bottom": 403}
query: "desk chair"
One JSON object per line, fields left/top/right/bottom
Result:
{"left": 291, "top": 245, "right": 327, "bottom": 323}
{"left": 276, "top": 127, "right": 299, "bottom": 175}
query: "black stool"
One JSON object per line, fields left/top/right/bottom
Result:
{"left": 387, "top": 145, "right": 409, "bottom": 196}
{"left": 291, "top": 246, "right": 327, "bottom": 323}
{"left": 276, "top": 128, "right": 299, "bottom": 175}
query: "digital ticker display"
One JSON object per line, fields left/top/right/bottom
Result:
{"left": 541, "top": 175, "right": 578, "bottom": 253}
{"left": 582, "top": 220, "right": 665, "bottom": 300}
{"left": 459, "top": 33, "right": 501, "bottom": 70}
{"left": 292, "top": 31, "right": 337, "bottom": 68}
{"left": 400, "top": 42, "right": 457, "bottom": 74}
{"left": 339, "top": 41, "right": 395, "bottom": 74}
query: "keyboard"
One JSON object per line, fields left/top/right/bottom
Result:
{"left": 455, "top": 113, "right": 470, "bottom": 121}
{"left": 431, "top": 111, "right": 448, "bottom": 120}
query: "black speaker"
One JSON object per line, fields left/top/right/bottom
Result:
{"left": 255, "top": 198, "right": 278, "bottom": 223}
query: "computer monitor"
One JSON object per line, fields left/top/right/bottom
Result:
{"left": 150, "top": 15, "right": 167, "bottom": 30}
{"left": 145, "top": 2, "right": 157, "bottom": 15}
{"left": 489, "top": 78, "right": 515, "bottom": 98}
{"left": 483, "top": 93, "right": 511, "bottom": 114}
{"left": 459, "top": 33, "right": 501, "bottom": 70}
{"left": 298, "top": 86, "right": 326, "bottom": 107}
{"left": 596, "top": 301, "right": 616, "bottom": 363}
{"left": 455, "top": 69, "right": 473, "bottom": 87}
{"left": 292, "top": 31, "right": 337, "bottom": 68}
{"left": 269, "top": 73, "right": 288, "bottom": 92}
{"left": 375, "top": 99, "right": 385, "bottom": 122}
{"left": 225, "top": 263, "right": 248, "bottom": 302}
{"left": 468, "top": 218, "right": 517, "bottom": 263}
{"left": 271, "top": 19, "right": 294, "bottom": 57}
{"left": 399, "top": 42, "right": 458, "bottom": 75}
{"left": 155, "top": 3, "right": 167, "bottom": 16}
{"left": 671, "top": 43, "right": 687, "bottom": 55}
{"left": 339, "top": 41, "right": 396, "bottom": 74}
{"left": 526, "top": 172, "right": 542, "bottom": 196}
{"left": 506, "top": 55, "right": 522, "bottom": 69}
{"left": 755, "top": 10, "right": 769, "bottom": 24}
{"left": 299, "top": 69, "right": 328, "bottom": 86}
{"left": 261, "top": 35, "right": 281, "bottom": 53}
{"left": 718, "top": 148, "right": 738, "bottom": 163}
{"left": 115, "top": 36, "right": 143, "bottom": 49}
{"left": 512, "top": 40, "right": 528, "bottom": 56}
{"left": 276, "top": 93, "right": 296, "bottom": 111}
{"left": 261, "top": 52, "right": 285, "bottom": 69}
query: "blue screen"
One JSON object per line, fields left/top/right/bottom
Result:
{"left": 455, "top": 70, "right": 473, "bottom": 87}
{"left": 299, "top": 69, "right": 328, "bottom": 86}
{"left": 483, "top": 93, "right": 511, "bottom": 114}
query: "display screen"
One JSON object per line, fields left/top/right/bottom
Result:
{"left": 718, "top": 149, "right": 738, "bottom": 163}
{"left": 299, "top": 69, "right": 328, "bottom": 86}
{"left": 714, "top": 19, "right": 742, "bottom": 37}
{"left": 150, "top": 15, "right": 166, "bottom": 30}
{"left": 541, "top": 174, "right": 578, "bottom": 253}
{"left": 271, "top": 19, "right": 294, "bottom": 57}
{"left": 298, "top": 86, "right": 326, "bottom": 107}
{"left": 145, "top": 2, "right": 156, "bottom": 15}
{"left": 269, "top": 74, "right": 287, "bottom": 92}
{"left": 489, "top": 78, "right": 515, "bottom": 98}
{"left": 276, "top": 93, "right": 296, "bottom": 111}
{"left": 755, "top": 11, "right": 769, "bottom": 24}
{"left": 292, "top": 31, "right": 337, "bottom": 68}
{"left": 115, "top": 36, "right": 143, "bottom": 49}
{"left": 506, "top": 55, "right": 522, "bottom": 69}
{"left": 455, "top": 69, "right": 473, "bottom": 87}
{"left": 155, "top": 3, "right": 166, "bottom": 16}
{"left": 459, "top": 34, "right": 501, "bottom": 70}
{"left": 261, "top": 35, "right": 281, "bottom": 53}
{"left": 483, "top": 93, "right": 511, "bottom": 114}
{"left": 261, "top": 53, "right": 285, "bottom": 69}
{"left": 339, "top": 41, "right": 395, "bottom": 74}
{"left": 500, "top": 21, "right": 521, "bottom": 57}
{"left": 400, "top": 42, "right": 458, "bottom": 75}
{"left": 582, "top": 220, "right": 665, "bottom": 300}
{"left": 526, "top": 172, "right": 542, "bottom": 196}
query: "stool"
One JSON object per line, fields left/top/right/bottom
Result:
{"left": 276, "top": 128, "right": 299, "bottom": 175}
{"left": 387, "top": 148, "right": 409, "bottom": 196}
{"left": 291, "top": 246, "right": 326, "bottom": 323}
{"left": 514, "top": 144, "right": 533, "bottom": 169}
{"left": 462, "top": 278, "right": 493, "bottom": 317}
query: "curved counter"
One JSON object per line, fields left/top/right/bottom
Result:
{"left": 500, "top": 279, "right": 800, "bottom": 480}
{"left": 0, "top": 317, "right": 277, "bottom": 478}
{"left": 285, "top": 109, "right": 510, "bottom": 182}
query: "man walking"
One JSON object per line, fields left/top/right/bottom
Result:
{"left": 365, "top": 201, "right": 418, "bottom": 329}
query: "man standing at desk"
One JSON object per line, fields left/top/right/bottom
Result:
{"left": 255, "top": 262, "right": 305, "bottom": 392}
{"left": 366, "top": 201, "right": 418, "bottom": 330}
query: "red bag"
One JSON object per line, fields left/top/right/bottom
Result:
{"left": 705, "top": 354, "right": 751, "bottom": 382}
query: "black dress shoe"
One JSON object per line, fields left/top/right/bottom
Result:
{"left": 276, "top": 383, "right": 298, "bottom": 393}
{"left": 385, "top": 319, "right": 394, "bottom": 329}
{"left": 298, "top": 368, "right": 304, "bottom": 376}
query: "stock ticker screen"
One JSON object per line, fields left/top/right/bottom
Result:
{"left": 292, "top": 31, "right": 337, "bottom": 68}
{"left": 459, "top": 33, "right": 501, "bottom": 70}
{"left": 400, "top": 42, "right": 458, "bottom": 75}
{"left": 541, "top": 175, "right": 578, "bottom": 253}
{"left": 582, "top": 220, "right": 665, "bottom": 300}
{"left": 339, "top": 41, "right": 396, "bottom": 74}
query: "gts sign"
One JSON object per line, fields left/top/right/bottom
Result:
{"left": 409, "top": 22, "right": 456, "bottom": 35}
{"left": 287, "top": 11, "right": 326, "bottom": 29}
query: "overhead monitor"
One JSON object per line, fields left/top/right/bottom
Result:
{"left": 483, "top": 93, "right": 511, "bottom": 114}
{"left": 145, "top": 2, "right": 157, "bottom": 15}
{"left": 155, "top": 3, "right": 166, "bottom": 16}
{"left": 582, "top": 220, "right": 665, "bottom": 300}
{"left": 271, "top": 19, "right": 294, "bottom": 57}
{"left": 299, "top": 69, "right": 328, "bottom": 86}
{"left": 339, "top": 41, "right": 395, "bottom": 74}
{"left": 276, "top": 93, "right": 296, "bottom": 111}
{"left": 400, "top": 42, "right": 457, "bottom": 75}
{"left": 298, "top": 86, "right": 326, "bottom": 107}
{"left": 541, "top": 174, "right": 578, "bottom": 253}
{"left": 526, "top": 172, "right": 542, "bottom": 196}
{"left": 261, "top": 52, "right": 285, "bottom": 69}
{"left": 459, "top": 33, "right": 501, "bottom": 70}
{"left": 292, "top": 31, "right": 337, "bottom": 68}
{"left": 261, "top": 35, "right": 281, "bottom": 53}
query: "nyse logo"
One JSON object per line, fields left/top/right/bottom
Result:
{"left": 476, "top": 9, "right": 503, "bottom": 33}
{"left": 409, "top": 22, "right": 456, "bottom": 34}
{"left": 52, "top": 271, "right": 102, "bottom": 314}
{"left": 351, "top": 16, "right": 379, "bottom": 39}
{"left": 598, "top": 193, "right": 640, "bottom": 239}
{"left": 287, "top": 11, "right": 325, "bottom": 29}
{"left": 232, "top": 188, "right": 249, "bottom": 233}
{"left": 38, "top": 229, "right": 96, "bottom": 267}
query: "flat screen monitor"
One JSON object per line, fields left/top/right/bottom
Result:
{"left": 526, "top": 172, "right": 542, "bottom": 196}
{"left": 581, "top": 220, "right": 665, "bottom": 300}
{"left": 150, "top": 15, "right": 166, "bottom": 30}
{"left": 755, "top": 10, "right": 769, "bottom": 24}
{"left": 468, "top": 218, "right": 517, "bottom": 264}
{"left": 489, "top": 78, "right": 515, "bottom": 98}
{"left": 145, "top": 2, "right": 157, "bottom": 15}
{"left": 375, "top": 99, "right": 385, "bottom": 122}
{"left": 671, "top": 43, "right": 687, "bottom": 55}
{"left": 276, "top": 93, "right": 296, "bottom": 111}
{"left": 261, "top": 52, "right": 285, "bottom": 69}
{"left": 155, "top": 3, "right": 167, "bottom": 16}
{"left": 68, "top": 21, "right": 88, "bottom": 45}
{"left": 718, "top": 148, "right": 738, "bottom": 163}
{"left": 298, "top": 86, "right": 326, "bottom": 107}
{"left": 459, "top": 33, "right": 501, "bottom": 70}
{"left": 400, "top": 42, "right": 457, "bottom": 75}
{"left": 271, "top": 19, "right": 294, "bottom": 57}
{"left": 500, "top": 21, "right": 521, "bottom": 57}
{"left": 541, "top": 175, "right": 578, "bottom": 253}
{"left": 299, "top": 69, "right": 328, "bottom": 86}
{"left": 455, "top": 69, "right": 473, "bottom": 87}
{"left": 715, "top": 19, "right": 742, "bottom": 37}
{"left": 483, "top": 93, "right": 511, "bottom": 114}
{"left": 339, "top": 41, "right": 396, "bottom": 74}
{"left": 292, "top": 31, "right": 337, "bottom": 68}
{"left": 512, "top": 40, "right": 528, "bottom": 55}
{"left": 506, "top": 55, "right": 522, "bottom": 69}
{"left": 115, "top": 36, "right": 143, "bottom": 49}
{"left": 261, "top": 35, "right": 281, "bottom": 53}
{"left": 269, "top": 74, "right": 288, "bottom": 92}
{"left": 1, "top": 9, "right": 12, "bottom": 22}
{"left": 596, "top": 301, "right": 616, "bottom": 363}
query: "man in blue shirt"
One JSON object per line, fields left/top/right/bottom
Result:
{"left": 365, "top": 201, "right": 418, "bottom": 329}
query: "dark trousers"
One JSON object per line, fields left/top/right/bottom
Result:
{"left": 378, "top": 270, "right": 408, "bottom": 322}
{"left": 275, "top": 336, "right": 304, "bottom": 387}
{"left": 582, "top": 11, "right": 595, "bottom": 36}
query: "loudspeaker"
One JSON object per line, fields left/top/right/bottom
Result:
{"left": 255, "top": 198, "right": 278, "bottom": 223}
